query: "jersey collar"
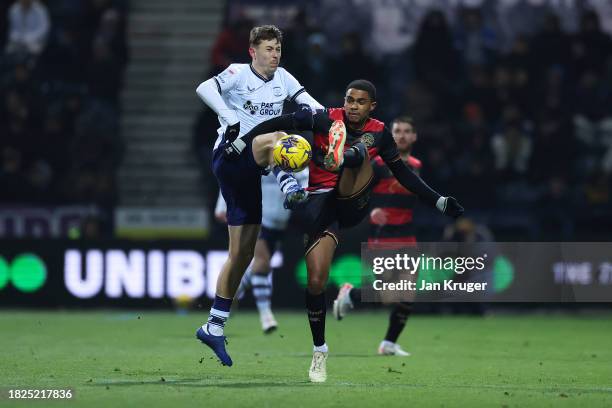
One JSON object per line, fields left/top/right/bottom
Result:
{"left": 342, "top": 110, "right": 369, "bottom": 132}
{"left": 250, "top": 64, "right": 274, "bottom": 83}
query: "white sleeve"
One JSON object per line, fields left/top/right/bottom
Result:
{"left": 214, "top": 64, "right": 242, "bottom": 93}
{"left": 295, "top": 91, "right": 324, "bottom": 110}
{"left": 196, "top": 78, "right": 238, "bottom": 126}
{"left": 282, "top": 68, "right": 307, "bottom": 102}
{"left": 214, "top": 192, "right": 227, "bottom": 217}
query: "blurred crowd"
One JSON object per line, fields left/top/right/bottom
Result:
{"left": 0, "top": 0, "right": 128, "bottom": 207}
{"left": 201, "top": 4, "right": 612, "bottom": 240}
{"left": 2, "top": 1, "right": 610, "bottom": 241}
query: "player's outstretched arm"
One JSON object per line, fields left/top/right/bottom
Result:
{"left": 386, "top": 159, "right": 464, "bottom": 218}
{"left": 294, "top": 91, "right": 324, "bottom": 111}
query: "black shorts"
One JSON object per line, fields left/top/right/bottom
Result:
{"left": 212, "top": 141, "right": 266, "bottom": 226}
{"left": 298, "top": 175, "right": 374, "bottom": 253}
{"left": 259, "top": 226, "right": 284, "bottom": 253}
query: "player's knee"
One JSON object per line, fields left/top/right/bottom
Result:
{"left": 228, "top": 245, "right": 255, "bottom": 267}
{"left": 253, "top": 132, "right": 277, "bottom": 152}
{"left": 252, "top": 136, "right": 265, "bottom": 152}
{"left": 307, "top": 274, "right": 327, "bottom": 294}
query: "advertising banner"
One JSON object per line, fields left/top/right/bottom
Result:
{"left": 2, "top": 239, "right": 611, "bottom": 308}
{"left": 114, "top": 208, "right": 209, "bottom": 239}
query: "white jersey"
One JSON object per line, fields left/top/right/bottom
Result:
{"left": 216, "top": 168, "right": 309, "bottom": 231}
{"left": 212, "top": 63, "right": 306, "bottom": 149}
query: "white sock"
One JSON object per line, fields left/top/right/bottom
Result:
{"left": 256, "top": 301, "right": 272, "bottom": 314}
{"left": 313, "top": 343, "right": 328, "bottom": 353}
{"left": 205, "top": 306, "right": 230, "bottom": 336}
{"left": 251, "top": 273, "right": 272, "bottom": 314}
{"left": 273, "top": 166, "right": 300, "bottom": 194}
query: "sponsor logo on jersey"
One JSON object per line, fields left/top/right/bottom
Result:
{"left": 243, "top": 100, "right": 282, "bottom": 116}
{"left": 244, "top": 100, "right": 257, "bottom": 115}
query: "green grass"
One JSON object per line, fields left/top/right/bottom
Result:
{"left": 1, "top": 310, "right": 612, "bottom": 407}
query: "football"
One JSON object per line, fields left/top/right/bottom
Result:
{"left": 273, "top": 134, "right": 312, "bottom": 172}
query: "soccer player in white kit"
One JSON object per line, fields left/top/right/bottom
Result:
{"left": 216, "top": 169, "right": 308, "bottom": 333}
{"left": 194, "top": 25, "right": 322, "bottom": 366}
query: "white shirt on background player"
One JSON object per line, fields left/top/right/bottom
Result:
{"left": 196, "top": 63, "right": 323, "bottom": 150}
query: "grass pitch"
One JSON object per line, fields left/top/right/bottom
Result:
{"left": 1, "top": 310, "right": 611, "bottom": 407}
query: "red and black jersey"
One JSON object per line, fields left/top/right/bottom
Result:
{"left": 368, "top": 155, "right": 422, "bottom": 244}
{"left": 306, "top": 108, "right": 400, "bottom": 192}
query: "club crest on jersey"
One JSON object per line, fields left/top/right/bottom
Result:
{"left": 273, "top": 86, "right": 282, "bottom": 97}
{"left": 361, "top": 133, "right": 375, "bottom": 147}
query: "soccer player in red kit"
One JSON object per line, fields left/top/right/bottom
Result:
{"left": 231, "top": 80, "right": 463, "bottom": 382}
{"left": 333, "top": 116, "right": 421, "bottom": 356}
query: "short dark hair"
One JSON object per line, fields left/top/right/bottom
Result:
{"left": 249, "top": 25, "right": 283, "bottom": 46}
{"left": 345, "top": 79, "right": 376, "bottom": 101}
{"left": 392, "top": 116, "right": 415, "bottom": 131}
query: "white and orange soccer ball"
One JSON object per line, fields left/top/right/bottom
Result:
{"left": 273, "top": 134, "right": 312, "bottom": 172}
